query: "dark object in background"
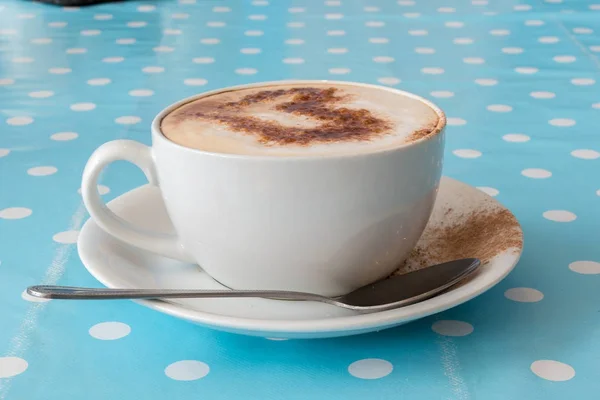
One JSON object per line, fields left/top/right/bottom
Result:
{"left": 35, "top": 0, "right": 122, "bottom": 6}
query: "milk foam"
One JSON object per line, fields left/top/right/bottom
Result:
{"left": 160, "top": 83, "right": 441, "bottom": 156}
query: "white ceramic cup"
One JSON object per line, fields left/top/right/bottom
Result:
{"left": 81, "top": 80, "right": 446, "bottom": 296}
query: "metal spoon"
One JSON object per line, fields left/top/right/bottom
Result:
{"left": 27, "top": 258, "right": 480, "bottom": 312}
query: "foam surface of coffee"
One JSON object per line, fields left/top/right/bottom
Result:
{"left": 161, "top": 83, "right": 440, "bottom": 156}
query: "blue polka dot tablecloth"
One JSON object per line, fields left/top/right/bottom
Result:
{"left": 1, "top": 0, "right": 599, "bottom": 398}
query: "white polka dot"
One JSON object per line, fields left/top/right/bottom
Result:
{"left": 463, "top": 57, "right": 485, "bottom": 64}
{"left": 164, "top": 29, "right": 182, "bottom": 35}
{"left": 477, "top": 187, "right": 499, "bottom": 196}
{"left": 348, "top": 359, "right": 393, "bottom": 379}
{"left": 487, "top": 104, "right": 512, "bottom": 112}
{"left": 103, "top": 57, "right": 124, "bottom": 63}
{"left": 0, "top": 149, "right": 9, "bottom": 158}
{"left": 369, "top": 38, "right": 389, "bottom": 44}
{"left": 94, "top": 14, "right": 113, "bottom": 20}
{"left": 283, "top": 57, "right": 305, "bottom": 64}
{"left": 531, "top": 360, "right": 575, "bottom": 382}
{"left": 326, "top": 0, "right": 341, "bottom": 5}
{"left": 165, "top": 360, "right": 210, "bottom": 381}
{"left": 398, "top": 0, "right": 415, "bottom": 5}
{"left": 573, "top": 27, "right": 593, "bottom": 34}
{"left": 571, "top": 78, "right": 595, "bottom": 86}
{"left": 364, "top": 6, "right": 380, "bottom": 12}
{"left": 525, "top": 20, "right": 545, "bottom": 26}
{"left": 549, "top": 118, "right": 575, "bottom": 127}
{"left": 171, "top": 13, "right": 189, "bottom": 19}
{"left": 472, "top": 0, "right": 488, "bottom": 4}
{"left": 502, "top": 47, "right": 524, "bottom": 54}
{"left": 453, "top": 149, "right": 481, "bottom": 158}
{"left": 415, "top": 47, "right": 436, "bottom": 54}
{"left": 142, "top": 66, "right": 164, "bottom": 73}
{"left": 373, "top": 56, "right": 394, "bottom": 63}
{"left": 127, "top": 21, "right": 147, "bottom": 28}
{"left": 48, "top": 22, "right": 67, "bottom": 28}
{"left": 7, "top": 116, "right": 33, "bottom": 126}
{"left": 66, "top": 48, "right": 87, "bottom": 55}
{"left": 593, "top": 103, "right": 600, "bottom": 109}
{"left": 287, "top": 22, "right": 305, "bottom": 28}
{"left": 115, "top": 116, "right": 141, "bottom": 125}
{"left": 22, "top": 290, "right": 51, "bottom": 303}
{"left": 53, "top": 230, "right": 79, "bottom": 244}
{"left": 137, "top": 4, "right": 155, "bottom": 12}
{"left": 288, "top": 7, "right": 305, "bottom": 13}
{"left": 212, "top": 6, "right": 231, "bottom": 12}
{"left": 502, "top": 133, "right": 531, "bottom": 143}
{"left": 207, "top": 21, "right": 226, "bottom": 27}
{"left": 184, "top": 78, "right": 208, "bottom": 86}
{"left": 27, "top": 166, "right": 57, "bottom": 176}
{"left": 430, "top": 91, "right": 454, "bottom": 98}
{"left": 329, "top": 68, "right": 351, "bottom": 75}
{"left": 49, "top": 67, "right": 71, "bottom": 74}
{"left": 129, "top": 89, "right": 154, "bottom": 97}
{"left": 248, "top": 14, "right": 267, "bottom": 20}
{"left": 490, "top": 29, "right": 510, "bottom": 36}
{"left": 89, "top": 321, "right": 131, "bottom": 340}
{"left": 522, "top": 168, "right": 551, "bottom": 178}
{"left": 0, "top": 207, "right": 32, "bottom": 220}
{"left": 235, "top": 68, "right": 257, "bottom": 75}
{"left": 81, "top": 29, "right": 101, "bottom": 36}
{"left": 538, "top": 36, "right": 559, "bottom": 44}
{"left": 153, "top": 46, "right": 174, "bottom": 53}
{"left": 240, "top": 48, "right": 261, "bottom": 54}
{"left": 445, "top": 21, "right": 464, "bottom": 28}
{"left": 193, "top": 57, "right": 215, "bottom": 64}
{"left": 514, "top": 4, "right": 532, "bottom": 11}
{"left": 51, "top": 132, "right": 78, "bottom": 141}
{"left": 365, "top": 21, "right": 385, "bottom": 27}
{"left": 327, "top": 30, "right": 345, "bottom": 36}
{"left": 475, "top": 78, "right": 498, "bottom": 86}
{"left": 328, "top": 48, "right": 348, "bottom": 54}
{"left": 421, "top": 67, "right": 444, "bottom": 74}
{"left": 286, "top": 39, "right": 305, "bottom": 45}
{"left": 12, "top": 57, "right": 34, "bottom": 64}
{"left": 116, "top": 38, "right": 136, "bottom": 45}
{"left": 403, "top": 12, "right": 421, "bottom": 18}
{"left": 543, "top": 210, "right": 576, "bottom": 222}
{"left": 18, "top": 13, "right": 36, "bottom": 19}
{"left": 0, "top": 357, "right": 28, "bottom": 378}
{"left": 505, "top": 288, "right": 544, "bottom": 302}
{"left": 28, "top": 90, "right": 54, "bottom": 98}
{"left": 432, "top": 320, "right": 474, "bottom": 336}
{"left": 591, "top": 4, "right": 600, "bottom": 10}
{"left": 86, "top": 78, "right": 110, "bottom": 86}
{"left": 571, "top": 149, "right": 600, "bottom": 159}
{"left": 553, "top": 55, "right": 576, "bottom": 63}
{"left": 447, "top": 118, "right": 467, "bottom": 126}
{"left": 62, "top": 6, "right": 79, "bottom": 11}
{"left": 70, "top": 103, "right": 96, "bottom": 111}
{"left": 408, "top": 29, "right": 428, "bottom": 36}
{"left": 252, "top": 0, "right": 268, "bottom": 5}
{"left": 245, "top": 30, "right": 263, "bottom": 37}
{"left": 515, "top": 67, "right": 538, "bottom": 74}
{"left": 378, "top": 77, "right": 401, "bottom": 85}
{"left": 326, "top": 13, "right": 344, "bottom": 19}
{"left": 530, "top": 91, "right": 555, "bottom": 99}
{"left": 201, "top": 38, "right": 220, "bottom": 44}
{"left": 590, "top": 46, "right": 600, "bottom": 52}
{"left": 545, "top": 0, "right": 563, "bottom": 3}
{"left": 31, "top": 38, "right": 52, "bottom": 45}
{"left": 0, "top": 78, "right": 15, "bottom": 86}
{"left": 453, "top": 38, "right": 474, "bottom": 45}
{"left": 569, "top": 261, "right": 600, "bottom": 274}
{"left": 438, "top": 7, "right": 455, "bottom": 13}
{"left": 0, "top": 29, "right": 17, "bottom": 35}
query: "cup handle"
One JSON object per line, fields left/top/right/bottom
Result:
{"left": 81, "top": 140, "right": 195, "bottom": 263}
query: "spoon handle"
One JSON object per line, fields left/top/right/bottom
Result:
{"left": 27, "top": 285, "right": 329, "bottom": 302}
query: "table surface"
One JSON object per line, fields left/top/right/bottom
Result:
{"left": 1, "top": 0, "right": 599, "bottom": 398}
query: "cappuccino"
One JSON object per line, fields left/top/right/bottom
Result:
{"left": 161, "top": 82, "right": 441, "bottom": 156}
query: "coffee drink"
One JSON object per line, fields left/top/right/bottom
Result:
{"left": 161, "top": 82, "right": 440, "bottom": 156}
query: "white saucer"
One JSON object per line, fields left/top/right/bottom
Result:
{"left": 78, "top": 177, "right": 523, "bottom": 339}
